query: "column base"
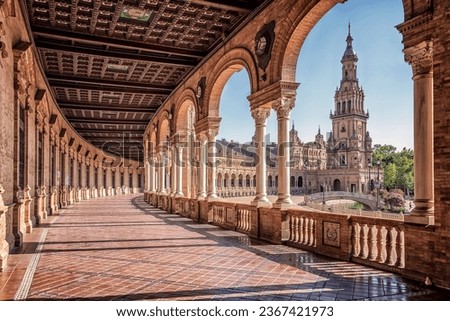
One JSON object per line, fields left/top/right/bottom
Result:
{"left": 206, "top": 194, "right": 218, "bottom": 201}
{"left": 251, "top": 196, "right": 271, "bottom": 207}
{"left": 197, "top": 192, "right": 207, "bottom": 200}
{"left": 175, "top": 192, "right": 185, "bottom": 197}
{"left": 273, "top": 195, "right": 295, "bottom": 209}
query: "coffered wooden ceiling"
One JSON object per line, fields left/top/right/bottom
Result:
{"left": 24, "top": 0, "right": 265, "bottom": 161}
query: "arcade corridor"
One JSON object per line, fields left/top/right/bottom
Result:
{"left": 0, "top": 194, "right": 448, "bottom": 301}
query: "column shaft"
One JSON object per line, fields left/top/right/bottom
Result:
{"left": 251, "top": 108, "right": 271, "bottom": 206}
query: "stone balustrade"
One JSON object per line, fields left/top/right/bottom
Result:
{"left": 147, "top": 191, "right": 408, "bottom": 277}
{"left": 286, "top": 212, "right": 317, "bottom": 248}
{"left": 351, "top": 219, "right": 405, "bottom": 269}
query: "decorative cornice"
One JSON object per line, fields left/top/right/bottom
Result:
{"left": 396, "top": 13, "right": 433, "bottom": 36}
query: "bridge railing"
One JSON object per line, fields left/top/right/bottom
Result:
{"left": 306, "top": 191, "right": 378, "bottom": 202}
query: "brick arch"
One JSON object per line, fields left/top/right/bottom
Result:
{"left": 271, "top": 0, "right": 410, "bottom": 83}
{"left": 204, "top": 47, "right": 258, "bottom": 118}
{"left": 270, "top": 0, "right": 340, "bottom": 83}
{"left": 149, "top": 130, "right": 157, "bottom": 153}
{"left": 158, "top": 117, "right": 170, "bottom": 146}
{"left": 174, "top": 90, "right": 197, "bottom": 133}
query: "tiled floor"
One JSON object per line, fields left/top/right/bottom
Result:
{"left": 1, "top": 194, "right": 449, "bottom": 301}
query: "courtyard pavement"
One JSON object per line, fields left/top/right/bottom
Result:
{"left": 0, "top": 194, "right": 448, "bottom": 301}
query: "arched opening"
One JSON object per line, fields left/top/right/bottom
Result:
{"left": 217, "top": 173, "right": 222, "bottom": 188}
{"left": 290, "top": 176, "right": 296, "bottom": 188}
{"left": 298, "top": 176, "right": 303, "bottom": 188}
{"left": 279, "top": 0, "right": 413, "bottom": 204}
{"left": 224, "top": 173, "right": 229, "bottom": 188}
{"left": 174, "top": 99, "right": 196, "bottom": 197}
{"left": 333, "top": 179, "right": 341, "bottom": 192}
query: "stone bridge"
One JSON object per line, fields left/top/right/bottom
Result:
{"left": 305, "top": 191, "right": 381, "bottom": 210}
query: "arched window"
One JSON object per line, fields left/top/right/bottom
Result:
{"left": 268, "top": 175, "right": 273, "bottom": 187}
{"left": 298, "top": 176, "right": 303, "bottom": 187}
{"left": 290, "top": 176, "right": 296, "bottom": 188}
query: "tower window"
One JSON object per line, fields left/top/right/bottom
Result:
{"left": 340, "top": 155, "right": 347, "bottom": 166}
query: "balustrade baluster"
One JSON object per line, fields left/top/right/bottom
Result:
{"left": 398, "top": 227, "right": 405, "bottom": 268}
{"left": 352, "top": 223, "right": 361, "bottom": 257}
{"left": 361, "top": 224, "right": 369, "bottom": 259}
{"left": 304, "top": 218, "right": 310, "bottom": 245}
{"left": 289, "top": 216, "right": 294, "bottom": 242}
{"left": 309, "top": 219, "right": 315, "bottom": 246}
{"left": 378, "top": 226, "right": 387, "bottom": 264}
{"left": 369, "top": 225, "right": 378, "bottom": 261}
{"left": 299, "top": 217, "right": 304, "bottom": 244}
{"left": 387, "top": 227, "right": 397, "bottom": 266}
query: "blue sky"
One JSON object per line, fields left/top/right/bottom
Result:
{"left": 217, "top": 0, "right": 413, "bottom": 150}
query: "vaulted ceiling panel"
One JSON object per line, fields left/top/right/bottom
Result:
{"left": 25, "top": 0, "right": 265, "bottom": 161}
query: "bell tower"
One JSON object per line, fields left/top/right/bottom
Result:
{"left": 327, "top": 24, "right": 372, "bottom": 169}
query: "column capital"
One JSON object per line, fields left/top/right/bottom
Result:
{"left": 404, "top": 40, "right": 433, "bottom": 75}
{"left": 251, "top": 107, "right": 271, "bottom": 125}
{"left": 272, "top": 96, "right": 295, "bottom": 119}
{"left": 196, "top": 131, "right": 209, "bottom": 142}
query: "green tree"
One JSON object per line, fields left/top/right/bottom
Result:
{"left": 372, "top": 145, "right": 414, "bottom": 195}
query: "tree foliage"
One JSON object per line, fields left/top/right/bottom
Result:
{"left": 372, "top": 144, "right": 414, "bottom": 195}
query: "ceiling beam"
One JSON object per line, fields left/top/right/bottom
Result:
{"left": 47, "top": 76, "right": 173, "bottom": 95}
{"left": 68, "top": 117, "right": 148, "bottom": 125}
{"left": 36, "top": 40, "right": 198, "bottom": 67}
{"left": 59, "top": 102, "right": 154, "bottom": 114}
{"left": 189, "top": 0, "right": 253, "bottom": 13}
{"left": 33, "top": 26, "right": 205, "bottom": 59}
{"left": 76, "top": 129, "right": 144, "bottom": 134}
{"left": 88, "top": 137, "right": 144, "bottom": 142}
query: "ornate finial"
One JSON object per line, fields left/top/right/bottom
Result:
{"left": 318, "top": 126, "right": 321, "bottom": 135}
{"left": 292, "top": 120, "right": 295, "bottom": 130}
{"left": 346, "top": 22, "right": 353, "bottom": 47}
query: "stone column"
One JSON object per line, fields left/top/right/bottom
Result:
{"left": 81, "top": 159, "right": 87, "bottom": 199}
{"left": 106, "top": 165, "right": 112, "bottom": 196}
{"left": 132, "top": 169, "right": 139, "bottom": 193}
{"left": 0, "top": 186, "right": 9, "bottom": 271}
{"left": 170, "top": 145, "right": 177, "bottom": 196}
{"left": 206, "top": 130, "right": 218, "bottom": 200}
{"left": 176, "top": 146, "right": 184, "bottom": 196}
{"left": 197, "top": 132, "right": 207, "bottom": 199}
{"left": 404, "top": 41, "right": 434, "bottom": 224}
{"left": 97, "top": 163, "right": 103, "bottom": 197}
{"left": 251, "top": 107, "right": 271, "bottom": 206}
{"left": 124, "top": 168, "right": 130, "bottom": 194}
{"left": 114, "top": 167, "right": 121, "bottom": 195}
{"left": 159, "top": 151, "right": 167, "bottom": 194}
{"left": 273, "top": 97, "right": 295, "bottom": 208}
{"left": 72, "top": 156, "right": 78, "bottom": 188}
{"left": 89, "top": 159, "right": 95, "bottom": 198}
{"left": 150, "top": 156, "right": 156, "bottom": 192}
